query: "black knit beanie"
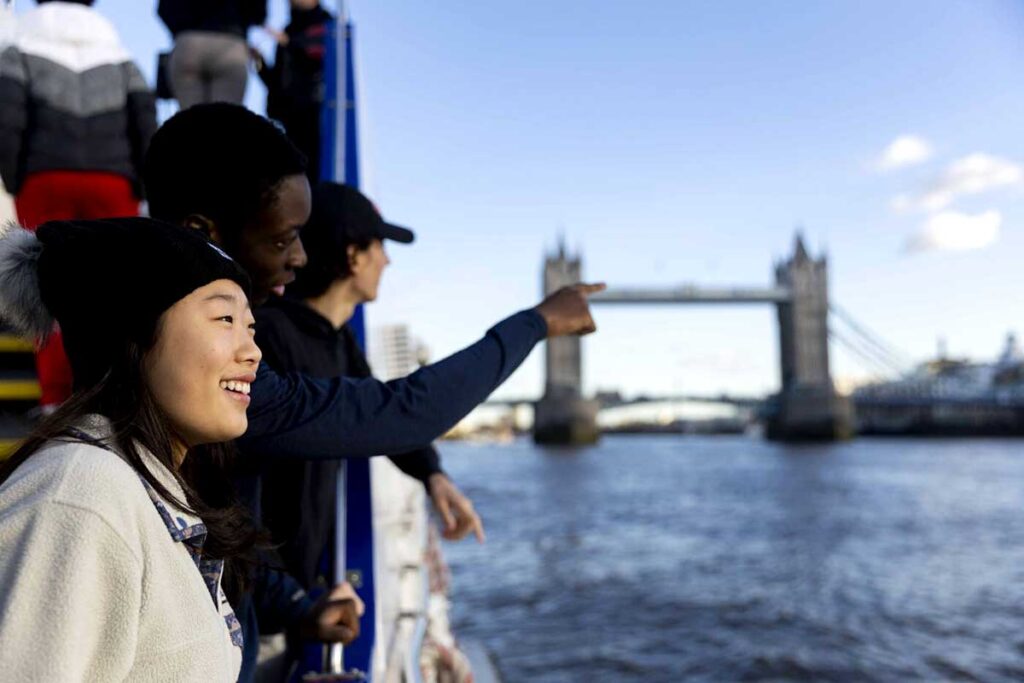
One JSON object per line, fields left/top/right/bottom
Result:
{"left": 0, "top": 218, "right": 250, "bottom": 389}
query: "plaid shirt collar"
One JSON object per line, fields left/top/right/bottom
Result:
{"left": 135, "top": 478, "right": 244, "bottom": 648}
{"left": 65, "top": 419, "right": 244, "bottom": 649}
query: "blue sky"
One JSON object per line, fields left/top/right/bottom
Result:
{"left": 21, "top": 0, "right": 1024, "bottom": 398}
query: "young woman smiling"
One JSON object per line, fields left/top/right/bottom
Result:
{"left": 0, "top": 218, "right": 268, "bottom": 681}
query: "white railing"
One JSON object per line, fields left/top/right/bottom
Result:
{"left": 369, "top": 458, "right": 431, "bottom": 682}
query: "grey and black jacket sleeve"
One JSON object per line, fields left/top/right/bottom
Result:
{"left": 0, "top": 46, "right": 27, "bottom": 193}
{"left": 123, "top": 62, "right": 157, "bottom": 199}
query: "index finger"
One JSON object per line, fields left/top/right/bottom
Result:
{"left": 472, "top": 513, "right": 486, "bottom": 544}
{"left": 576, "top": 282, "right": 607, "bottom": 296}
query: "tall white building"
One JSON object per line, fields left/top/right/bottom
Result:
{"left": 369, "top": 324, "right": 428, "bottom": 381}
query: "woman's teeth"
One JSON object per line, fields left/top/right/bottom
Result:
{"left": 219, "top": 380, "right": 251, "bottom": 395}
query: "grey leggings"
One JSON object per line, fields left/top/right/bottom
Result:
{"left": 170, "top": 31, "right": 249, "bottom": 109}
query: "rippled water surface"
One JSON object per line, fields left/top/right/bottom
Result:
{"left": 439, "top": 435, "right": 1024, "bottom": 682}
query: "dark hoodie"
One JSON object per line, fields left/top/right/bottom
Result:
{"left": 261, "top": 5, "right": 333, "bottom": 112}
{"left": 158, "top": 0, "right": 267, "bottom": 38}
{"left": 258, "top": 4, "right": 333, "bottom": 182}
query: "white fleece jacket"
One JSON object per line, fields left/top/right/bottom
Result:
{"left": 0, "top": 422, "right": 241, "bottom": 682}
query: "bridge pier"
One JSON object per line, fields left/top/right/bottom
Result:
{"left": 767, "top": 236, "right": 853, "bottom": 440}
{"left": 534, "top": 240, "right": 600, "bottom": 445}
{"left": 534, "top": 390, "right": 600, "bottom": 445}
{"left": 765, "top": 387, "right": 854, "bottom": 440}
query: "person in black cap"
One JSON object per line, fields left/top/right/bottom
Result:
{"left": 255, "top": 182, "right": 484, "bottom": 677}
{"left": 0, "top": 218, "right": 358, "bottom": 680}
{"left": 256, "top": 181, "right": 480, "bottom": 588}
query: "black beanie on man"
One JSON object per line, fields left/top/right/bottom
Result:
{"left": 0, "top": 218, "right": 250, "bottom": 389}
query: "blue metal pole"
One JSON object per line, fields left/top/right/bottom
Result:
{"left": 310, "top": 11, "right": 377, "bottom": 681}
{"left": 338, "top": 20, "right": 377, "bottom": 679}
{"left": 318, "top": 9, "right": 377, "bottom": 679}
{"left": 343, "top": 20, "right": 366, "bottom": 346}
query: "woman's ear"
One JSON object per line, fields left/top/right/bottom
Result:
{"left": 346, "top": 244, "right": 361, "bottom": 271}
{"left": 183, "top": 215, "right": 222, "bottom": 244}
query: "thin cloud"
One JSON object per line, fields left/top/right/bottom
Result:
{"left": 898, "top": 153, "right": 1024, "bottom": 212}
{"left": 906, "top": 209, "right": 1001, "bottom": 253}
{"left": 877, "top": 135, "right": 933, "bottom": 170}
{"left": 889, "top": 194, "right": 913, "bottom": 212}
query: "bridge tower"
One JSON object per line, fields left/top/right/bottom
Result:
{"left": 768, "top": 235, "right": 853, "bottom": 440}
{"left": 534, "top": 240, "right": 600, "bottom": 445}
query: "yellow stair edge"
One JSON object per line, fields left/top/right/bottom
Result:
{"left": 0, "top": 438, "right": 21, "bottom": 461}
{"left": 0, "top": 380, "right": 41, "bottom": 401}
{"left": 0, "top": 335, "right": 34, "bottom": 353}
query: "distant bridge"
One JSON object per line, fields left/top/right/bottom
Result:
{"left": 534, "top": 235, "right": 852, "bottom": 443}
{"left": 491, "top": 391, "right": 1024, "bottom": 410}
{"left": 591, "top": 286, "right": 791, "bottom": 305}
{"left": 528, "top": 233, "right": 1024, "bottom": 443}
{"left": 487, "top": 393, "right": 766, "bottom": 410}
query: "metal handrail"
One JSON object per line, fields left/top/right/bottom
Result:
{"left": 403, "top": 558, "right": 430, "bottom": 683}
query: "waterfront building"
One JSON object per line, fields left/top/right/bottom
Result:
{"left": 370, "top": 324, "right": 428, "bottom": 381}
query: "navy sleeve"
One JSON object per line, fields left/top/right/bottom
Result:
{"left": 239, "top": 309, "right": 546, "bottom": 459}
{"left": 252, "top": 564, "right": 315, "bottom": 635}
{"left": 387, "top": 445, "right": 443, "bottom": 486}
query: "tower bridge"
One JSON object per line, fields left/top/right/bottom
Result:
{"left": 534, "top": 235, "right": 854, "bottom": 444}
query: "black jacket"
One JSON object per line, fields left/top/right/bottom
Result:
{"left": 253, "top": 296, "right": 443, "bottom": 589}
{"left": 259, "top": 5, "right": 332, "bottom": 116}
{"left": 230, "top": 303, "right": 546, "bottom": 681}
{"left": 158, "top": 0, "right": 267, "bottom": 38}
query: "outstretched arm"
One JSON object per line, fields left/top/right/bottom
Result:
{"left": 239, "top": 284, "right": 604, "bottom": 460}
{"left": 241, "top": 309, "right": 545, "bottom": 458}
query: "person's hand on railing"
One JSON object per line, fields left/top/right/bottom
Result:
{"left": 300, "top": 581, "right": 365, "bottom": 644}
{"left": 429, "top": 473, "right": 485, "bottom": 543}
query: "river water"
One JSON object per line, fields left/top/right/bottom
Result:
{"left": 438, "top": 435, "right": 1024, "bottom": 682}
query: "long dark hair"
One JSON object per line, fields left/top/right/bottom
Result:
{"left": 0, "top": 324, "right": 265, "bottom": 601}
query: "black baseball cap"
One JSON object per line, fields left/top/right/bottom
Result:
{"left": 309, "top": 182, "right": 415, "bottom": 246}
{"left": 286, "top": 182, "right": 415, "bottom": 298}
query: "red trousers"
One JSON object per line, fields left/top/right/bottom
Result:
{"left": 15, "top": 171, "right": 139, "bottom": 406}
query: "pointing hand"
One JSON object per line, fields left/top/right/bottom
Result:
{"left": 534, "top": 283, "right": 606, "bottom": 338}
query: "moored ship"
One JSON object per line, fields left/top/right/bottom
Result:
{"left": 854, "top": 334, "right": 1024, "bottom": 436}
